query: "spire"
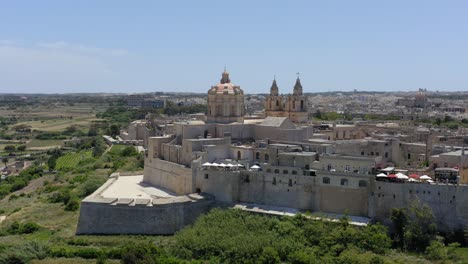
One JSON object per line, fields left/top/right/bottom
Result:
{"left": 293, "top": 73, "right": 303, "bottom": 95}
{"left": 270, "top": 76, "right": 279, "bottom": 96}
{"left": 220, "top": 68, "right": 230, "bottom": 84}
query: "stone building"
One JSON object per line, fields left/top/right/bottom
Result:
{"left": 207, "top": 70, "right": 245, "bottom": 124}
{"left": 77, "top": 72, "right": 468, "bottom": 235}
{"left": 265, "top": 77, "right": 308, "bottom": 123}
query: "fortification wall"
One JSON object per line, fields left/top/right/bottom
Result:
{"left": 76, "top": 176, "right": 214, "bottom": 235}
{"left": 369, "top": 181, "right": 468, "bottom": 231}
{"left": 143, "top": 158, "right": 194, "bottom": 195}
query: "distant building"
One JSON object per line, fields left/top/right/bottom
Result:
{"left": 127, "top": 94, "right": 165, "bottom": 108}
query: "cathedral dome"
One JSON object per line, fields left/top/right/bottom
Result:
{"left": 207, "top": 70, "right": 245, "bottom": 124}
{"left": 208, "top": 71, "right": 244, "bottom": 95}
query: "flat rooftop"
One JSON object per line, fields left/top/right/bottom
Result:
{"left": 100, "top": 175, "right": 174, "bottom": 199}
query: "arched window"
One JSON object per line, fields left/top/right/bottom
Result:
{"left": 341, "top": 178, "right": 349, "bottom": 186}
{"left": 237, "top": 151, "right": 241, "bottom": 160}
{"left": 323, "top": 177, "right": 330, "bottom": 184}
{"left": 265, "top": 153, "right": 269, "bottom": 161}
{"left": 300, "top": 100, "right": 304, "bottom": 110}
{"left": 359, "top": 180, "right": 367, "bottom": 187}
{"left": 276, "top": 100, "right": 279, "bottom": 106}
{"left": 255, "top": 152, "right": 260, "bottom": 160}
{"left": 293, "top": 100, "right": 296, "bottom": 109}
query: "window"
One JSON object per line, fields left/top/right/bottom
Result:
{"left": 266, "top": 168, "right": 271, "bottom": 173}
{"left": 385, "top": 152, "right": 388, "bottom": 158}
{"left": 345, "top": 165, "right": 351, "bottom": 172}
{"left": 204, "top": 174, "right": 209, "bottom": 179}
{"left": 274, "top": 169, "right": 280, "bottom": 174}
{"left": 288, "top": 179, "right": 293, "bottom": 187}
{"left": 276, "top": 100, "right": 279, "bottom": 106}
{"left": 273, "top": 177, "right": 276, "bottom": 185}
{"left": 359, "top": 180, "right": 367, "bottom": 187}
{"left": 237, "top": 151, "right": 241, "bottom": 160}
{"left": 408, "top": 153, "right": 411, "bottom": 159}
{"left": 300, "top": 100, "right": 304, "bottom": 110}
{"left": 265, "top": 154, "right": 269, "bottom": 161}
{"left": 292, "top": 170, "right": 297, "bottom": 175}
{"left": 310, "top": 171, "right": 316, "bottom": 176}
{"left": 371, "top": 152, "right": 374, "bottom": 156}
{"left": 323, "top": 177, "right": 330, "bottom": 184}
{"left": 341, "top": 179, "right": 349, "bottom": 186}
{"left": 361, "top": 151, "right": 364, "bottom": 156}
{"left": 327, "top": 164, "right": 333, "bottom": 171}
{"left": 256, "top": 152, "right": 260, "bottom": 160}
{"left": 283, "top": 170, "right": 288, "bottom": 174}
{"left": 244, "top": 175, "right": 250, "bottom": 183}
{"left": 376, "top": 152, "right": 379, "bottom": 156}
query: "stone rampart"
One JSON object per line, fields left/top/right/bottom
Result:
{"left": 76, "top": 176, "right": 214, "bottom": 235}
{"left": 369, "top": 181, "right": 468, "bottom": 231}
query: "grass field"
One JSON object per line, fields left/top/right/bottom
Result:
{"left": 56, "top": 151, "right": 93, "bottom": 170}
{"left": 15, "top": 115, "right": 102, "bottom": 132}
{"left": 26, "top": 140, "right": 64, "bottom": 149}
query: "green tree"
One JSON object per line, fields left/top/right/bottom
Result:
{"left": 47, "top": 155, "right": 57, "bottom": 171}
{"left": 313, "top": 110, "right": 322, "bottom": 119}
{"left": 392, "top": 201, "right": 438, "bottom": 252}
{"left": 4, "top": 145, "right": 16, "bottom": 152}
{"left": 390, "top": 208, "right": 407, "bottom": 248}
{"left": 2, "top": 157, "right": 8, "bottom": 167}
{"left": 109, "top": 124, "right": 120, "bottom": 137}
{"left": 17, "top": 145, "right": 26, "bottom": 152}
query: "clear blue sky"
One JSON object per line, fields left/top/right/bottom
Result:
{"left": 0, "top": 1, "right": 467, "bottom": 94}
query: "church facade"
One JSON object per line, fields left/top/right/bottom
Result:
{"left": 265, "top": 77, "right": 308, "bottom": 123}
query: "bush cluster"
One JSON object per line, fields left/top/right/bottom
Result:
{"left": 7, "top": 221, "right": 41, "bottom": 235}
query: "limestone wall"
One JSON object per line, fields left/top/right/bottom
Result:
{"left": 369, "top": 181, "right": 468, "bottom": 231}
{"left": 143, "top": 158, "right": 194, "bottom": 195}
{"left": 76, "top": 193, "right": 213, "bottom": 235}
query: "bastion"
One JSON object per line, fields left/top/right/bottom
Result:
{"left": 76, "top": 174, "right": 214, "bottom": 235}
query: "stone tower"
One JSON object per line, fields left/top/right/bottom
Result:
{"left": 265, "top": 78, "right": 285, "bottom": 117}
{"left": 286, "top": 76, "right": 308, "bottom": 123}
{"left": 207, "top": 70, "right": 245, "bottom": 124}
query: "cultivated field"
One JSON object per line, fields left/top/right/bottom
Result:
{"left": 56, "top": 151, "right": 93, "bottom": 170}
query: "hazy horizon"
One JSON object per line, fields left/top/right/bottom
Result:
{"left": 1, "top": 1, "right": 468, "bottom": 94}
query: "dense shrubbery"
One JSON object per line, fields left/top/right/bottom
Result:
{"left": 173, "top": 209, "right": 391, "bottom": 263}
{"left": 7, "top": 221, "right": 41, "bottom": 235}
{"left": 390, "top": 201, "right": 438, "bottom": 252}
{"left": 0, "top": 241, "right": 49, "bottom": 264}
{"left": 0, "top": 166, "right": 43, "bottom": 199}
{"left": 0, "top": 208, "right": 465, "bottom": 263}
